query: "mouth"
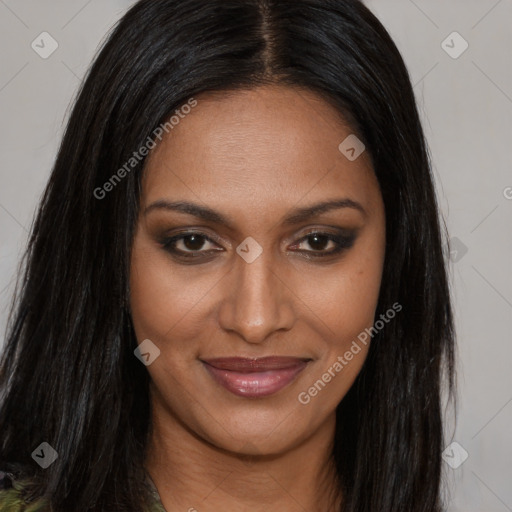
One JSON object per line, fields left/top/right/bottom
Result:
{"left": 201, "top": 356, "right": 311, "bottom": 398}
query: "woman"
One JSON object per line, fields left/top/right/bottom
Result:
{"left": 0, "top": 0, "right": 455, "bottom": 510}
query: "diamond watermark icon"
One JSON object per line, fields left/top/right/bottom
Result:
{"left": 31, "top": 442, "right": 58, "bottom": 469}
{"left": 236, "top": 237, "right": 263, "bottom": 264}
{"left": 31, "top": 32, "right": 59, "bottom": 59}
{"left": 338, "top": 134, "right": 365, "bottom": 161}
{"left": 449, "top": 237, "right": 468, "bottom": 263}
{"left": 442, "top": 441, "right": 469, "bottom": 469}
{"left": 134, "top": 339, "right": 161, "bottom": 366}
{"left": 441, "top": 32, "right": 469, "bottom": 59}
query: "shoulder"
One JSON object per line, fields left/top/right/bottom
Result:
{"left": 0, "top": 472, "right": 13, "bottom": 491}
{"left": 1, "top": 470, "right": 163, "bottom": 512}
{"left": 0, "top": 471, "right": 48, "bottom": 511}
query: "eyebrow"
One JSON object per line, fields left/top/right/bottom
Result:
{"left": 144, "top": 198, "right": 366, "bottom": 228}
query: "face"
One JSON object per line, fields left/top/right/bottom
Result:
{"left": 129, "top": 84, "right": 386, "bottom": 455}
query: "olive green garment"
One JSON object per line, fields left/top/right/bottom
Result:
{"left": 0, "top": 474, "right": 166, "bottom": 512}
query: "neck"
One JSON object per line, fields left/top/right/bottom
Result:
{"left": 145, "top": 390, "right": 342, "bottom": 512}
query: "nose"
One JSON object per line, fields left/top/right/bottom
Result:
{"left": 217, "top": 249, "right": 295, "bottom": 344}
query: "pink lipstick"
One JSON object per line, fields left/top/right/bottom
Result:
{"left": 202, "top": 356, "right": 309, "bottom": 398}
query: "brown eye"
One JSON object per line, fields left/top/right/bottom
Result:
{"left": 291, "top": 231, "right": 356, "bottom": 257}
{"left": 179, "top": 234, "right": 208, "bottom": 251}
{"left": 302, "top": 233, "right": 333, "bottom": 251}
{"left": 161, "top": 232, "right": 223, "bottom": 258}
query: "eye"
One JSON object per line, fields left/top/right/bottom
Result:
{"left": 160, "top": 229, "right": 357, "bottom": 262}
{"left": 161, "top": 232, "right": 223, "bottom": 258}
{"left": 290, "top": 231, "right": 356, "bottom": 257}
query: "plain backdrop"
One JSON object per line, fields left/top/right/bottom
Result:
{"left": 0, "top": 1, "right": 511, "bottom": 510}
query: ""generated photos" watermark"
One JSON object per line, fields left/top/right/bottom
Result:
{"left": 298, "top": 302, "right": 402, "bottom": 405}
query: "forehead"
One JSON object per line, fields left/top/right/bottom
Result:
{"left": 141, "top": 85, "right": 380, "bottom": 217}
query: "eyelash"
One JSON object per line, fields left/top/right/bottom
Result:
{"left": 160, "top": 230, "right": 356, "bottom": 261}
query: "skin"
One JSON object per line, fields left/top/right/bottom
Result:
{"left": 129, "top": 84, "right": 386, "bottom": 512}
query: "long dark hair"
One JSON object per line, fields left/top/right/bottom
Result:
{"left": 0, "top": 0, "right": 455, "bottom": 510}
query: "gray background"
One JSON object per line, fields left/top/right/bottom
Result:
{"left": 0, "top": 1, "right": 511, "bottom": 510}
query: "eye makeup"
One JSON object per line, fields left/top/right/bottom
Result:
{"left": 157, "top": 227, "right": 358, "bottom": 263}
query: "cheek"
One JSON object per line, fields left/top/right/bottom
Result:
{"left": 295, "top": 258, "right": 383, "bottom": 415}
{"left": 297, "top": 229, "right": 385, "bottom": 409}
{"left": 129, "top": 237, "right": 216, "bottom": 347}
{"left": 129, "top": 245, "right": 178, "bottom": 341}
{"left": 326, "top": 262, "right": 382, "bottom": 338}
{"left": 305, "top": 241, "right": 384, "bottom": 342}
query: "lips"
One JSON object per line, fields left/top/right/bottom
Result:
{"left": 202, "top": 357, "right": 310, "bottom": 398}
